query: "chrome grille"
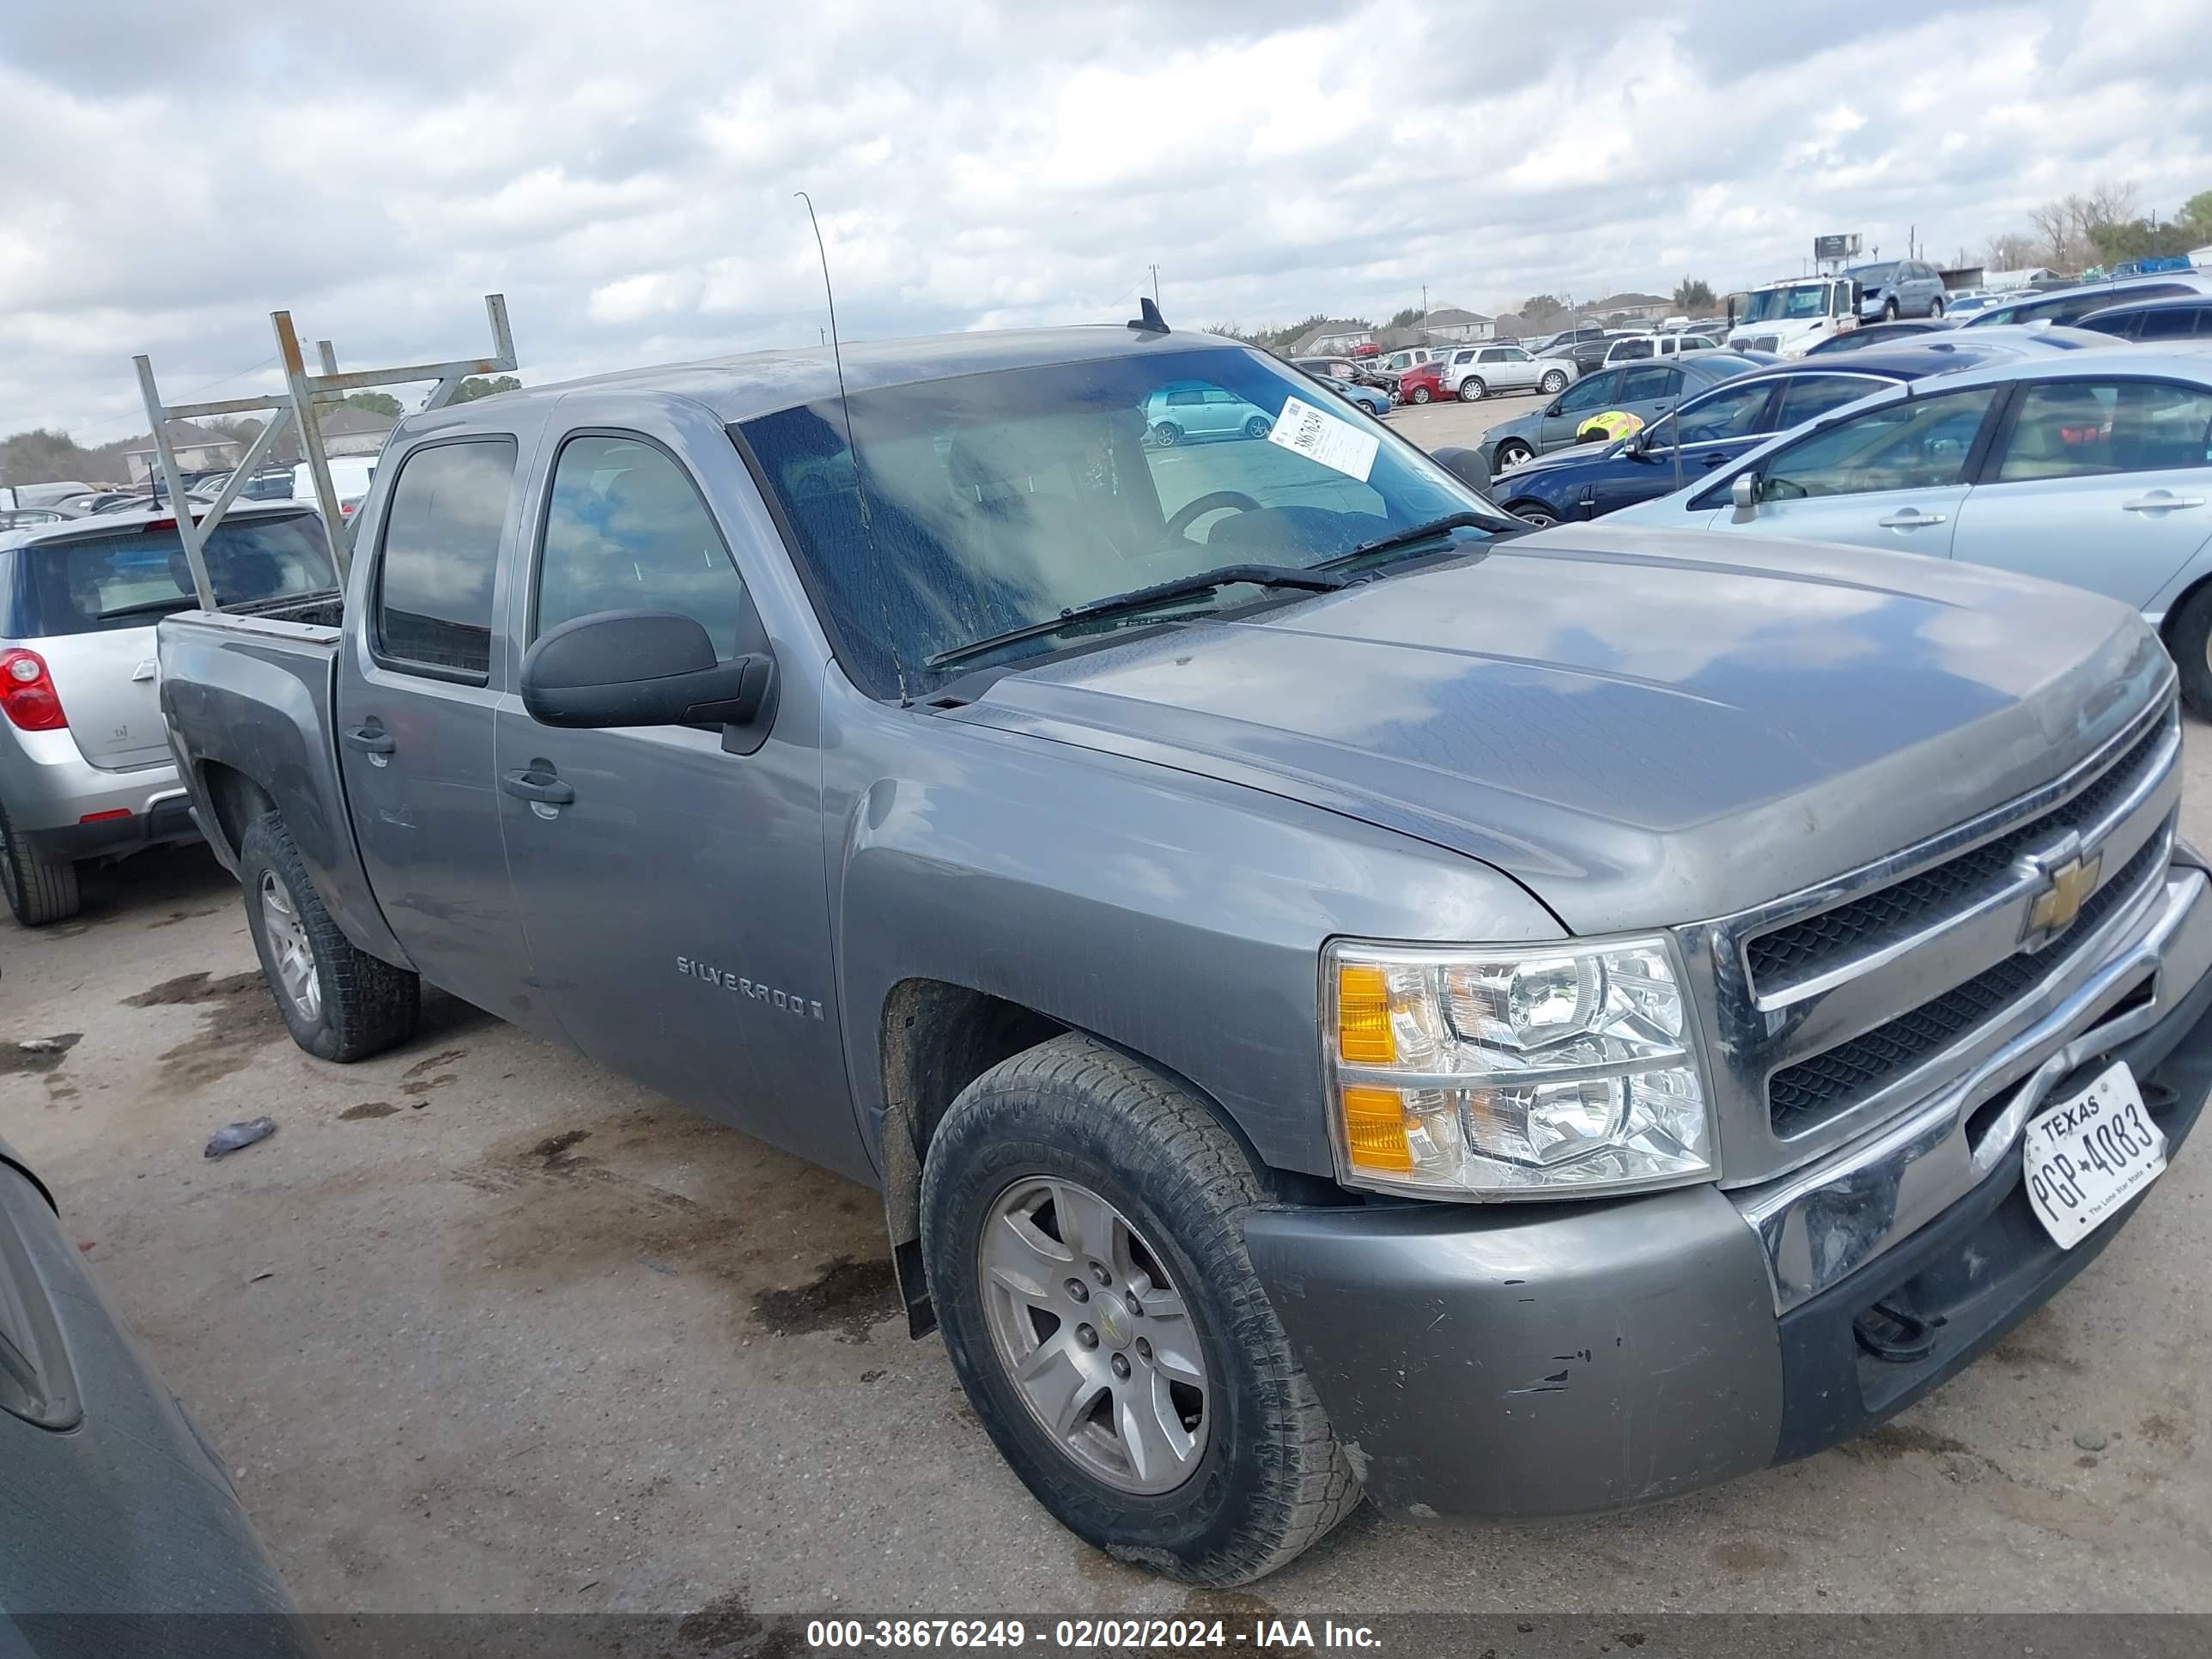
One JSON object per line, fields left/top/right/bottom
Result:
{"left": 1686, "top": 681, "right": 2184, "bottom": 1187}
{"left": 1767, "top": 829, "right": 2169, "bottom": 1135}
{"left": 1747, "top": 714, "right": 2172, "bottom": 994}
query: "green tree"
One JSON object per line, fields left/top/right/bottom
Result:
{"left": 343, "top": 391, "right": 403, "bottom": 417}
{"left": 1673, "top": 276, "right": 1717, "bottom": 313}
{"left": 1387, "top": 306, "right": 1423, "bottom": 329}
{"left": 448, "top": 374, "right": 521, "bottom": 404}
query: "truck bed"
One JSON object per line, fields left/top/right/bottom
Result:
{"left": 155, "top": 604, "right": 409, "bottom": 968}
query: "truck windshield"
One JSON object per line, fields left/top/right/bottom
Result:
{"left": 1738, "top": 285, "right": 1832, "bottom": 322}
{"left": 737, "top": 346, "right": 1511, "bottom": 693}
{"left": 8, "top": 513, "right": 338, "bottom": 636}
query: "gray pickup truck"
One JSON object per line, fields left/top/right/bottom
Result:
{"left": 157, "top": 322, "right": 2212, "bottom": 1586}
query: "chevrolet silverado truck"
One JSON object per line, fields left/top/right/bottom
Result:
{"left": 156, "top": 322, "right": 2212, "bottom": 1586}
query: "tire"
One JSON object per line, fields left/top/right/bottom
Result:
{"left": 0, "top": 802, "right": 80, "bottom": 927}
{"left": 1243, "top": 416, "right": 1272, "bottom": 441}
{"left": 2166, "top": 584, "right": 2212, "bottom": 721}
{"left": 1492, "top": 438, "right": 1534, "bottom": 470}
{"left": 238, "top": 811, "right": 419, "bottom": 1062}
{"left": 1540, "top": 369, "right": 1568, "bottom": 394}
{"left": 1883, "top": 298, "right": 1900, "bottom": 321}
{"left": 921, "top": 1035, "right": 1360, "bottom": 1587}
{"left": 1457, "top": 378, "right": 1486, "bottom": 403}
{"left": 1929, "top": 295, "right": 1945, "bottom": 319}
{"left": 1409, "top": 386, "right": 1432, "bottom": 405}
{"left": 1152, "top": 422, "right": 1182, "bottom": 447}
{"left": 1510, "top": 504, "right": 1559, "bottom": 527}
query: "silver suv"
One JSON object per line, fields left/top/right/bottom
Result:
{"left": 1442, "top": 343, "right": 1575, "bottom": 401}
{"left": 0, "top": 501, "right": 338, "bottom": 923}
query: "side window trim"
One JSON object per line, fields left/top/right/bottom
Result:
{"left": 528, "top": 425, "right": 759, "bottom": 654}
{"left": 366, "top": 434, "right": 520, "bottom": 688}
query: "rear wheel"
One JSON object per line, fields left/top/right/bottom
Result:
{"left": 0, "top": 804, "right": 79, "bottom": 927}
{"left": 921, "top": 1035, "right": 1360, "bottom": 1586}
{"left": 1152, "top": 422, "right": 1182, "bottom": 447}
{"left": 1540, "top": 369, "right": 1568, "bottom": 393}
{"left": 1492, "top": 438, "right": 1534, "bottom": 470}
{"left": 1457, "top": 378, "right": 1486, "bottom": 403}
{"left": 239, "top": 811, "right": 420, "bottom": 1062}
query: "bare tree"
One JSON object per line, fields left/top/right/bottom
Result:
{"left": 1984, "top": 230, "right": 2041, "bottom": 271}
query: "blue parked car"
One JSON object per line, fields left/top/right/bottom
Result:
{"left": 1487, "top": 343, "right": 2025, "bottom": 527}
{"left": 1292, "top": 364, "right": 1391, "bottom": 418}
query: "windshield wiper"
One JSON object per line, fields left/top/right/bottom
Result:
{"left": 926, "top": 562, "right": 1346, "bottom": 672}
{"left": 1316, "top": 511, "right": 1507, "bottom": 573}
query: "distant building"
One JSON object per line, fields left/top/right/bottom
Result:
{"left": 1422, "top": 307, "right": 1494, "bottom": 343}
{"left": 1591, "top": 292, "right": 1671, "bottom": 325}
{"left": 1938, "top": 264, "right": 1986, "bottom": 291}
{"left": 315, "top": 404, "right": 398, "bottom": 459}
{"left": 122, "top": 419, "right": 240, "bottom": 484}
{"left": 1285, "top": 319, "right": 1377, "bottom": 356}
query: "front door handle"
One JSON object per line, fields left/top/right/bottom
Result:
{"left": 1878, "top": 510, "right": 1948, "bottom": 528}
{"left": 500, "top": 768, "right": 574, "bottom": 806}
{"left": 2122, "top": 492, "right": 2205, "bottom": 512}
{"left": 342, "top": 726, "right": 395, "bottom": 755}
{"left": 1702, "top": 451, "right": 1729, "bottom": 468}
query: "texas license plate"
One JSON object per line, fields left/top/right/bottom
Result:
{"left": 2023, "top": 1060, "right": 2166, "bottom": 1249}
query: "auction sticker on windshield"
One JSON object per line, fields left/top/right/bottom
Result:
{"left": 2024, "top": 1060, "right": 2166, "bottom": 1249}
{"left": 1270, "top": 395, "right": 1380, "bottom": 483}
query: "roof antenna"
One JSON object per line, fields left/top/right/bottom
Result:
{"left": 796, "top": 190, "right": 909, "bottom": 706}
{"left": 1127, "top": 296, "right": 1170, "bottom": 335}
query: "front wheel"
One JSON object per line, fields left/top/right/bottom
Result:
{"left": 1883, "top": 298, "right": 1900, "bottom": 321}
{"left": 1492, "top": 438, "right": 1534, "bottom": 470}
{"left": 1456, "top": 378, "right": 1486, "bottom": 403}
{"left": 239, "top": 811, "right": 421, "bottom": 1062}
{"left": 921, "top": 1035, "right": 1360, "bottom": 1586}
{"left": 2166, "top": 585, "right": 2212, "bottom": 720}
{"left": 1510, "top": 504, "right": 1559, "bottom": 527}
{"left": 1929, "top": 295, "right": 1946, "bottom": 319}
{"left": 0, "top": 803, "right": 79, "bottom": 927}
{"left": 1243, "top": 416, "right": 1272, "bottom": 441}
{"left": 1540, "top": 369, "right": 1568, "bottom": 393}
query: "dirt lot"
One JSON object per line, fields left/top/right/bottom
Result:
{"left": 6, "top": 560, "right": 2212, "bottom": 1620}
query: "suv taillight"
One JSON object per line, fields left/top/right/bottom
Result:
{"left": 0, "top": 649, "right": 67, "bottom": 731}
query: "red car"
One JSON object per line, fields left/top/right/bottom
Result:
{"left": 1396, "top": 360, "right": 1446, "bottom": 404}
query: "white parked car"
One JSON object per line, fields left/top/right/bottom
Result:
{"left": 1607, "top": 345, "right": 2212, "bottom": 709}
{"left": 1440, "top": 343, "right": 1576, "bottom": 401}
{"left": 1602, "top": 332, "right": 1720, "bottom": 366}
{"left": 291, "top": 456, "right": 378, "bottom": 520}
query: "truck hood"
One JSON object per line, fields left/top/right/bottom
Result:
{"left": 950, "top": 525, "right": 2166, "bottom": 934}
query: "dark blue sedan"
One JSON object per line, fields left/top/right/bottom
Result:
{"left": 1486, "top": 341, "right": 2026, "bottom": 526}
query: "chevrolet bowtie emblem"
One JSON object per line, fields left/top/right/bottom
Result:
{"left": 2026, "top": 852, "right": 2101, "bottom": 939}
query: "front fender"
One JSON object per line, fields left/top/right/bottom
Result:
{"left": 823, "top": 686, "right": 1564, "bottom": 1179}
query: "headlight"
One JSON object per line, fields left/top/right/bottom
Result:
{"left": 1324, "top": 936, "right": 1713, "bottom": 1200}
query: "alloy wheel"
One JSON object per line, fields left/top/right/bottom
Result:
{"left": 259, "top": 871, "right": 321, "bottom": 1024}
{"left": 978, "top": 1176, "right": 1208, "bottom": 1495}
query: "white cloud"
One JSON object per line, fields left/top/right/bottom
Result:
{"left": 0, "top": 0, "right": 2208, "bottom": 446}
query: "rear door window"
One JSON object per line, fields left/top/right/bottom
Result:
{"left": 10, "top": 514, "right": 337, "bottom": 637}
{"left": 373, "top": 438, "right": 517, "bottom": 679}
{"left": 2136, "top": 307, "right": 2202, "bottom": 342}
{"left": 1994, "top": 380, "right": 2212, "bottom": 481}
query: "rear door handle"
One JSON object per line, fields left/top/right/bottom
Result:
{"left": 2122, "top": 493, "right": 2205, "bottom": 512}
{"left": 342, "top": 726, "right": 395, "bottom": 756}
{"left": 501, "top": 768, "right": 574, "bottom": 806}
{"left": 1878, "top": 511, "right": 1948, "bottom": 528}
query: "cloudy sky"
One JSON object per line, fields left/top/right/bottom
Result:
{"left": 2, "top": 0, "right": 2208, "bottom": 443}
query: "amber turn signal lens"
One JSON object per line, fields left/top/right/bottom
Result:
{"left": 1340, "top": 1085, "right": 1414, "bottom": 1171}
{"left": 1337, "top": 963, "right": 1395, "bottom": 1064}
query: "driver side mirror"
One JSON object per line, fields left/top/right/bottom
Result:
{"left": 521, "top": 610, "right": 778, "bottom": 751}
{"left": 1730, "top": 472, "right": 1760, "bottom": 510}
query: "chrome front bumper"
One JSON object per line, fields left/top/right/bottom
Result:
{"left": 1735, "top": 862, "right": 2212, "bottom": 1311}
